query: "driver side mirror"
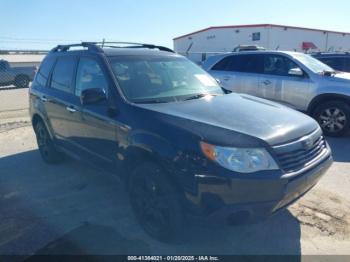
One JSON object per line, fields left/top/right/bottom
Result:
{"left": 81, "top": 88, "right": 107, "bottom": 105}
{"left": 288, "top": 68, "right": 304, "bottom": 77}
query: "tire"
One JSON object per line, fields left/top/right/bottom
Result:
{"left": 313, "top": 101, "right": 350, "bottom": 137}
{"left": 128, "top": 162, "right": 184, "bottom": 242}
{"left": 14, "top": 75, "right": 30, "bottom": 88}
{"left": 34, "top": 121, "right": 63, "bottom": 164}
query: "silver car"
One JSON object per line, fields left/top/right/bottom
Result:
{"left": 203, "top": 51, "right": 350, "bottom": 137}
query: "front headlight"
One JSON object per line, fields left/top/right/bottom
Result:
{"left": 200, "top": 142, "right": 279, "bottom": 173}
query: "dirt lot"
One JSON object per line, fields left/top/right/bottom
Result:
{"left": 0, "top": 88, "right": 350, "bottom": 257}
{"left": 0, "top": 88, "right": 29, "bottom": 125}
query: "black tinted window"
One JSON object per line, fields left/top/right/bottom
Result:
{"left": 75, "top": 58, "right": 108, "bottom": 97}
{"left": 212, "top": 55, "right": 263, "bottom": 73}
{"left": 212, "top": 56, "right": 231, "bottom": 71}
{"left": 50, "top": 56, "right": 76, "bottom": 92}
{"left": 346, "top": 58, "right": 350, "bottom": 71}
{"left": 263, "top": 55, "right": 299, "bottom": 76}
{"left": 35, "top": 57, "right": 55, "bottom": 87}
{"left": 228, "top": 55, "right": 263, "bottom": 73}
{"left": 319, "top": 57, "right": 346, "bottom": 71}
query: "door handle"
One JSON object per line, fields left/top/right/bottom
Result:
{"left": 40, "top": 95, "right": 48, "bottom": 102}
{"left": 263, "top": 80, "right": 271, "bottom": 85}
{"left": 66, "top": 106, "right": 77, "bottom": 113}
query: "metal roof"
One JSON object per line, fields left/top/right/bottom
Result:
{"left": 173, "top": 24, "right": 350, "bottom": 41}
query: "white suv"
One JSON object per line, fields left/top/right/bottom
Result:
{"left": 203, "top": 51, "right": 350, "bottom": 137}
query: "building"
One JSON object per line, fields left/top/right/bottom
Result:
{"left": 0, "top": 51, "right": 46, "bottom": 67}
{"left": 173, "top": 24, "right": 350, "bottom": 63}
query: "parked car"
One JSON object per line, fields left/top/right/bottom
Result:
{"left": 30, "top": 43, "right": 332, "bottom": 241}
{"left": 233, "top": 44, "right": 265, "bottom": 52}
{"left": 312, "top": 52, "right": 350, "bottom": 73}
{"left": 203, "top": 51, "right": 350, "bottom": 137}
{"left": 0, "top": 59, "right": 36, "bottom": 88}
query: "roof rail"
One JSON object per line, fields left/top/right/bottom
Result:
{"left": 312, "top": 51, "right": 350, "bottom": 55}
{"left": 50, "top": 42, "right": 175, "bottom": 54}
{"left": 50, "top": 43, "right": 103, "bottom": 53}
{"left": 82, "top": 42, "right": 175, "bottom": 53}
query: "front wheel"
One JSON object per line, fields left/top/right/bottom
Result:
{"left": 313, "top": 101, "right": 350, "bottom": 137}
{"left": 128, "top": 162, "right": 184, "bottom": 242}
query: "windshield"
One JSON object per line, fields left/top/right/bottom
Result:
{"left": 109, "top": 55, "right": 223, "bottom": 103}
{"left": 292, "top": 53, "right": 335, "bottom": 73}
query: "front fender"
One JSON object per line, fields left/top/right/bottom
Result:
{"left": 120, "top": 130, "right": 180, "bottom": 175}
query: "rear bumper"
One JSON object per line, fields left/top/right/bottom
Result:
{"left": 185, "top": 154, "right": 332, "bottom": 225}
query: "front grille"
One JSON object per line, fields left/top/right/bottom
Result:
{"left": 274, "top": 132, "right": 328, "bottom": 173}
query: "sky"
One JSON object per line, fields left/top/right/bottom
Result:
{"left": 1, "top": 0, "right": 350, "bottom": 50}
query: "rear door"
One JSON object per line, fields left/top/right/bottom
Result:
{"left": 210, "top": 54, "right": 263, "bottom": 97}
{"left": 260, "top": 54, "right": 311, "bottom": 110}
{"left": 43, "top": 55, "right": 83, "bottom": 151}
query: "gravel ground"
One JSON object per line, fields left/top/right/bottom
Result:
{"left": 0, "top": 126, "right": 349, "bottom": 258}
{"left": 0, "top": 88, "right": 30, "bottom": 125}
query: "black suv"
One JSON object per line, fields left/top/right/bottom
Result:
{"left": 30, "top": 42, "right": 332, "bottom": 241}
{"left": 312, "top": 52, "right": 350, "bottom": 72}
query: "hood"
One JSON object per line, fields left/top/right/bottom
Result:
{"left": 137, "top": 94, "right": 319, "bottom": 146}
{"left": 327, "top": 72, "right": 350, "bottom": 82}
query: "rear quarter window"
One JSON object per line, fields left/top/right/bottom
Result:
{"left": 212, "top": 56, "right": 231, "bottom": 71}
{"left": 35, "top": 56, "right": 56, "bottom": 87}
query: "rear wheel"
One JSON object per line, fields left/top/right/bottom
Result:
{"left": 128, "top": 162, "right": 184, "bottom": 242}
{"left": 313, "top": 101, "right": 350, "bottom": 137}
{"left": 14, "top": 75, "right": 30, "bottom": 88}
{"left": 34, "top": 121, "right": 63, "bottom": 164}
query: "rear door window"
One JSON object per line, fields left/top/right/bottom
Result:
{"left": 50, "top": 56, "right": 77, "bottom": 92}
{"left": 212, "top": 55, "right": 263, "bottom": 73}
{"left": 227, "top": 54, "right": 264, "bottom": 74}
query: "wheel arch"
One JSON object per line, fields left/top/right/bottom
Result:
{"left": 31, "top": 113, "right": 55, "bottom": 140}
{"left": 307, "top": 93, "right": 350, "bottom": 115}
{"left": 121, "top": 132, "right": 184, "bottom": 193}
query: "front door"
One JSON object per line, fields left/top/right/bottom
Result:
{"left": 259, "top": 54, "right": 310, "bottom": 111}
{"left": 73, "top": 56, "right": 118, "bottom": 170}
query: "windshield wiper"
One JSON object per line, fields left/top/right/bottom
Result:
{"left": 184, "top": 93, "right": 220, "bottom": 101}
{"left": 133, "top": 99, "right": 170, "bottom": 104}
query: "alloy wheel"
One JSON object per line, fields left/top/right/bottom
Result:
{"left": 318, "top": 107, "right": 347, "bottom": 133}
{"left": 130, "top": 174, "right": 171, "bottom": 236}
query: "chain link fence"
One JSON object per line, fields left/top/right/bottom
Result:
{"left": 0, "top": 51, "right": 46, "bottom": 90}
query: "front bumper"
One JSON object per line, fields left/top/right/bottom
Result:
{"left": 185, "top": 154, "right": 333, "bottom": 225}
